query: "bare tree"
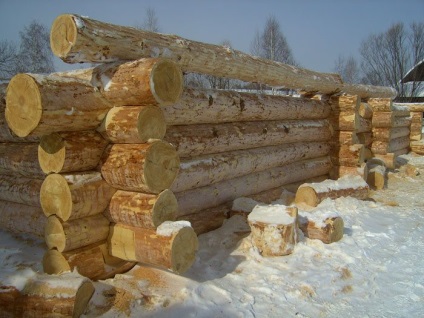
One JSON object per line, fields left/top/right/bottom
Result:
{"left": 333, "top": 55, "right": 361, "bottom": 84}
{"left": 205, "top": 40, "right": 234, "bottom": 90}
{"left": 15, "top": 20, "right": 55, "bottom": 74}
{"left": 136, "top": 7, "right": 161, "bottom": 32}
{"left": 0, "top": 40, "right": 17, "bottom": 80}
{"left": 360, "top": 22, "right": 424, "bottom": 97}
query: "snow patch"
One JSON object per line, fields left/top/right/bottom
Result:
{"left": 248, "top": 204, "right": 295, "bottom": 225}
{"left": 157, "top": 221, "right": 192, "bottom": 237}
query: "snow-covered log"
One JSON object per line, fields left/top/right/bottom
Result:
{"left": 38, "top": 131, "right": 108, "bottom": 174}
{"left": 0, "top": 143, "right": 45, "bottom": 178}
{"left": 0, "top": 174, "right": 42, "bottom": 206}
{"left": 5, "top": 73, "right": 112, "bottom": 137}
{"left": 295, "top": 175, "right": 369, "bottom": 207}
{"left": 40, "top": 172, "right": 116, "bottom": 221}
{"left": 98, "top": 106, "right": 166, "bottom": 143}
{"left": 299, "top": 212, "right": 344, "bottom": 244}
{"left": 104, "top": 189, "right": 178, "bottom": 229}
{"left": 248, "top": 205, "right": 298, "bottom": 256}
{"left": 108, "top": 221, "right": 198, "bottom": 274}
{"left": 371, "top": 136, "right": 410, "bottom": 155}
{"left": 165, "top": 119, "right": 332, "bottom": 158}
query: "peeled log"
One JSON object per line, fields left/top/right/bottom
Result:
{"left": 38, "top": 131, "right": 108, "bottom": 174}
{"left": 339, "top": 83, "right": 396, "bottom": 99}
{"left": 394, "top": 103, "right": 424, "bottom": 112}
{"left": 329, "top": 112, "right": 371, "bottom": 133}
{"left": 298, "top": 214, "right": 344, "bottom": 244}
{"left": 5, "top": 73, "right": 112, "bottom": 137}
{"left": 104, "top": 189, "right": 178, "bottom": 228}
{"left": 392, "top": 104, "right": 410, "bottom": 117}
{"left": 98, "top": 106, "right": 166, "bottom": 143}
{"left": 371, "top": 136, "right": 410, "bottom": 155}
{"left": 248, "top": 205, "right": 298, "bottom": 256}
{"left": 371, "top": 112, "right": 394, "bottom": 128}
{"left": 367, "top": 98, "right": 393, "bottom": 112}
{"left": 358, "top": 102, "right": 373, "bottom": 119}
{"left": 40, "top": 172, "right": 116, "bottom": 221}
{"left": 0, "top": 143, "right": 45, "bottom": 178}
{"left": 329, "top": 95, "right": 360, "bottom": 112}
{"left": 0, "top": 174, "right": 42, "bottom": 206}
{"left": 176, "top": 156, "right": 331, "bottom": 216}
{"left": 411, "top": 140, "right": 424, "bottom": 155}
{"left": 0, "top": 200, "right": 46, "bottom": 238}
{"left": 100, "top": 141, "right": 180, "bottom": 193}
{"left": 165, "top": 119, "right": 332, "bottom": 158}
{"left": 45, "top": 214, "right": 110, "bottom": 252}
{"left": 161, "top": 88, "right": 331, "bottom": 125}
{"left": 410, "top": 123, "right": 422, "bottom": 141}
{"left": 108, "top": 221, "right": 198, "bottom": 274}
{"left": 50, "top": 14, "right": 343, "bottom": 94}
{"left": 372, "top": 127, "right": 410, "bottom": 141}
{"left": 393, "top": 116, "right": 411, "bottom": 128}
{"left": 295, "top": 175, "right": 369, "bottom": 208}
{"left": 171, "top": 142, "right": 330, "bottom": 193}
{"left": 330, "top": 144, "right": 365, "bottom": 167}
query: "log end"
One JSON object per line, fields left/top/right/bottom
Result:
{"left": 45, "top": 215, "right": 66, "bottom": 252}
{"left": 153, "top": 189, "right": 178, "bottom": 227}
{"left": 137, "top": 106, "right": 166, "bottom": 142}
{"left": 327, "top": 217, "right": 344, "bottom": 243}
{"left": 294, "top": 186, "right": 319, "bottom": 208}
{"left": 42, "top": 249, "right": 71, "bottom": 275}
{"left": 151, "top": 59, "right": 183, "bottom": 105}
{"left": 50, "top": 14, "right": 78, "bottom": 59}
{"left": 38, "top": 133, "right": 66, "bottom": 173}
{"left": 145, "top": 141, "right": 180, "bottom": 193}
{"left": 5, "top": 74, "right": 42, "bottom": 137}
{"left": 40, "top": 174, "right": 72, "bottom": 221}
{"left": 170, "top": 226, "right": 198, "bottom": 274}
{"left": 74, "top": 280, "right": 96, "bottom": 318}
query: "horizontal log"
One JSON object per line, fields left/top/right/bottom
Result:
{"left": 295, "top": 175, "right": 369, "bottom": 207}
{"left": 329, "top": 112, "right": 371, "bottom": 132}
{"left": 372, "top": 112, "right": 393, "bottom": 128}
{"left": 367, "top": 98, "right": 393, "bottom": 112}
{"left": 51, "top": 14, "right": 343, "bottom": 94}
{"left": 371, "top": 136, "right": 410, "bottom": 155}
{"left": 393, "top": 116, "right": 411, "bottom": 128}
{"left": 0, "top": 200, "right": 46, "bottom": 238}
{"left": 0, "top": 143, "right": 45, "bottom": 178}
{"left": 45, "top": 214, "right": 110, "bottom": 252}
{"left": 0, "top": 174, "right": 42, "bottom": 206}
{"left": 40, "top": 172, "right": 116, "bottom": 221}
{"left": 161, "top": 88, "right": 331, "bottom": 126}
{"left": 98, "top": 106, "right": 166, "bottom": 143}
{"left": 358, "top": 102, "right": 373, "bottom": 119}
{"left": 298, "top": 213, "right": 344, "bottom": 244}
{"left": 56, "top": 58, "right": 183, "bottom": 106}
{"left": 339, "top": 83, "right": 396, "bottom": 99}
{"left": 100, "top": 141, "right": 180, "bottom": 193}
{"left": 176, "top": 156, "right": 331, "bottom": 216}
{"left": 165, "top": 119, "right": 332, "bottom": 158}
{"left": 38, "top": 131, "right": 108, "bottom": 174}
{"left": 330, "top": 144, "right": 365, "bottom": 167}
{"left": 410, "top": 123, "right": 422, "bottom": 141}
{"left": 329, "top": 95, "right": 360, "bottom": 112}
{"left": 410, "top": 140, "right": 424, "bottom": 155}
{"left": 109, "top": 221, "right": 198, "bottom": 273}
{"left": 392, "top": 104, "right": 410, "bottom": 117}
{"left": 171, "top": 142, "right": 331, "bottom": 193}
{"left": 104, "top": 189, "right": 178, "bottom": 228}
{"left": 5, "top": 73, "right": 112, "bottom": 137}
{"left": 372, "top": 127, "right": 410, "bottom": 141}
{"left": 393, "top": 103, "right": 424, "bottom": 112}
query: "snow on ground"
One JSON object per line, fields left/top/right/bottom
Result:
{"left": 1, "top": 154, "right": 424, "bottom": 317}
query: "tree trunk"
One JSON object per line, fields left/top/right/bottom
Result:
{"left": 330, "top": 144, "right": 365, "bottom": 167}
{"left": 248, "top": 206, "right": 298, "bottom": 256}
{"left": 372, "top": 112, "right": 393, "bottom": 128}
{"left": 108, "top": 221, "right": 198, "bottom": 274}
{"left": 0, "top": 174, "right": 42, "bottom": 206}
{"left": 295, "top": 175, "right": 369, "bottom": 207}
{"left": 358, "top": 102, "right": 373, "bottom": 119}
{"left": 410, "top": 140, "right": 424, "bottom": 155}
{"left": 50, "top": 14, "right": 343, "bottom": 95}
{"left": 104, "top": 189, "right": 178, "bottom": 229}
{"left": 176, "top": 156, "right": 331, "bottom": 216}
{"left": 38, "top": 131, "right": 108, "bottom": 174}
{"left": 372, "top": 127, "right": 410, "bottom": 141}
{"left": 329, "top": 95, "right": 360, "bottom": 112}
{"left": 98, "top": 106, "right": 166, "bottom": 143}
{"left": 100, "top": 141, "right": 180, "bottom": 193}
{"left": 0, "top": 143, "right": 45, "bottom": 178}
{"left": 165, "top": 119, "right": 332, "bottom": 158}
{"left": 0, "top": 200, "right": 46, "bottom": 238}
{"left": 298, "top": 214, "right": 344, "bottom": 244}
{"left": 161, "top": 88, "right": 331, "bottom": 125}
{"left": 171, "top": 142, "right": 330, "bottom": 193}
{"left": 371, "top": 136, "right": 410, "bottom": 155}
{"left": 45, "top": 214, "right": 110, "bottom": 252}
{"left": 40, "top": 172, "right": 116, "bottom": 222}
{"left": 367, "top": 98, "right": 393, "bottom": 112}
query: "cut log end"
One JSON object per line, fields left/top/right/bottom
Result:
{"left": 50, "top": 14, "right": 78, "bottom": 59}
{"left": 170, "top": 226, "right": 198, "bottom": 273}
{"left": 38, "top": 133, "right": 66, "bottom": 173}
{"left": 45, "top": 215, "right": 66, "bottom": 252}
{"left": 144, "top": 141, "right": 180, "bottom": 193}
{"left": 137, "top": 106, "right": 167, "bottom": 142}
{"left": 40, "top": 174, "right": 72, "bottom": 221}
{"left": 153, "top": 189, "right": 178, "bottom": 227}
{"left": 5, "top": 74, "right": 42, "bottom": 137}
{"left": 151, "top": 59, "right": 183, "bottom": 105}
{"left": 294, "top": 187, "right": 318, "bottom": 207}
{"left": 42, "top": 249, "right": 71, "bottom": 275}
{"left": 74, "top": 281, "right": 95, "bottom": 318}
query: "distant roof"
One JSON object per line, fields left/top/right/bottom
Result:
{"left": 402, "top": 59, "right": 424, "bottom": 83}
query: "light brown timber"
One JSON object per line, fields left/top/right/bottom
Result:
{"left": 372, "top": 112, "right": 394, "bottom": 128}
{"left": 298, "top": 215, "right": 344, "bottom": 244}
{"left": 367, "top": 98, "right": 393, "bottom": 112}
{"left": 358, "top": 102, "right": 373, "bottom": 119}
{"left": 5, "top": 73, "right": 112, "bottom": 137}
{"left": 45, "top": 214, "right": 110, "bottom": 252}
{"left": 100, "top": 140, "right": 180, "bottom": 193}
{"left": 38, "top": 131, "right": 108, "bottom": 174}
{"left": 372, "top": 127, "right": 410, "bottom": 141}
{"left": 0, "top": 174, "right": 42, "bottom": 206}
{"left": 330, "top": 144, "right": 365, "bottom": 167}
{"left": 329, "top": 112, "right": 371, "bottom": 133}
{"left": 371, "top": 136, "right": 410, "bottom": 155}
{"left": 0, "top": 143, "right": 45, "bottom": 178}
{"left": 329, "top": 95, "right": 360, "bottom": 112}
{"left": 410, "top": 140, "right": 424, "bottom": 155}
{"left": 329, "top": 165, "right": 365, "bottom": 179}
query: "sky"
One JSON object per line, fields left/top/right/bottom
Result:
{"left": 0, "top": 0, "right": 423, "bottom": 73}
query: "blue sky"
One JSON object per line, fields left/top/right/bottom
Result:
{"left": 0, "top": 0, "right": 423, "bottom": 73}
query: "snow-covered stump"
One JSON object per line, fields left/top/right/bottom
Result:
{"left": 295, "top": 175, "right": 369, "bottom": 208}
{"left": 247, "top": 205, "right": 298, "bottom": 257}
{"left": 298, "top": 211, "right": 344, "bottom": 244}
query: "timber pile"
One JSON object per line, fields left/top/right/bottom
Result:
{"left": 394, "top": 103, "right": 424, "bottom": 155}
